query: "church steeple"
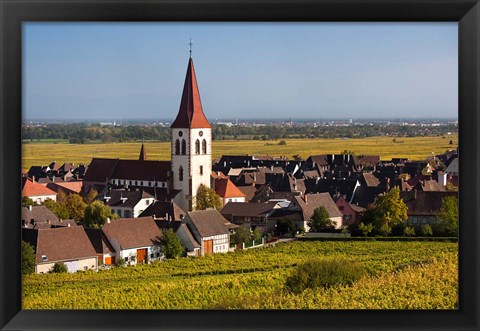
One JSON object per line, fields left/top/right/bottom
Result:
{"left": 170, "top": 58, "right": 211, "bottom": 129}
{"left": 139, "top": 141, "right": 147, "bottom": 161}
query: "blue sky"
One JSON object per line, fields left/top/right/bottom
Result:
{"left": 23, "top": 22, "right": 458, "bottom": 121}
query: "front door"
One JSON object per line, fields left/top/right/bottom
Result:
{"left": 137, "top": 248, "right": 148, "bottom": 264}
{"left": 204, "top": 240, "right": 213, "bottom": 255}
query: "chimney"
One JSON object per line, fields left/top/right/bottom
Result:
{"left": 253, "top": 172, "right": 257, "bottom": 182}
{"left": 271, "top": 165, "right": 274, "bottom": 171}
{"left": 106, "top": 217, "right": 111, "bottom": 224}
{"left": 67, "top": 223, "right": 71, "bottom": 227}
{"left": 414, "top": 189, "right": 417, "bottom": 200}
{"left": 32, "top": 175, "right": 35, "bottom": 182}
{"left": 304, "top": 195, "right": 308, "bottom": 204}
{"left": 166, "top": 212, "right": 169, "bottom": 221}
{"left": 28, "top": 205, "right": 32, "bottom": 211}
{"left": 47, "top": 219, "right": 51, "bottom": 224}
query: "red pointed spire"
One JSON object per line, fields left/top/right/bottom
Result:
{"left": 139, "top": 142, "right": 147, "bottom": 161}
{"left": 170, "top": 58, "right": 211, "bottom": 129}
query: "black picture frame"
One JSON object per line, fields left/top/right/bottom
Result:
{"left": 1, "top": 0, "right": 479, "bottom": 330}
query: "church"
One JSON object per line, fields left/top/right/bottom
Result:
{"left": 83, "top": 56, "right": 212, "bottom": 212}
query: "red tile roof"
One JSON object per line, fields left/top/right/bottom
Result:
{"left": 22, "top": 178, "right": 58, "bottom": 197}
{"left": 170, "top": 58, "right": 211, "bottom": 129}
{"left": 214, "top": 178, "right": 246, "bottom": 198}
{"left": 46, "top": 181, "right": 83, "bottom": 194}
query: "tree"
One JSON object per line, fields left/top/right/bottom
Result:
{"left": 51, "top": 262, "right": 68, "bottom": 273}
{"left": 252, "top": 228, "right": 263, "bottom": 243}
{"left": 83, "top": 201, "right": 118, "bottom": 229}
{"left": 276, "top": 219, "right": 296, "bottom": 237}
{"left": 437, "top": 195, "right": 458, "bottom": 236}
{"left": 308, "top": 206, "right": 335, "bottom": 232}
{"left": 42, "top": 199, "right": 69, "bottom": 219}
{"left": 358, "top": 222, "right": 374, "bottom": 240}
{"left": 195, "top": 184, "right": 222, "bottom": 210}
{"left": 231, "top": 226, "right": 252, "bottom": 245}
{"left": 63, "top": 194, "right": 87, "bottom": 222}
{"left": 159, "top": 229, "right": 184, "bottom": 259}
{"left": 82, "top": 188, "right": 98, "bottom": 204}
{"left": 379, "top": 223, "right": 392, "bottom": 237}
{"left": 374, "top": 188, "right": 408, "bottom": 230}
{"left": 22, "top": 196, "right": 35, "bottom": 207}
{"left": 22, "top": 241, "right": 36, "bottom": 275}
{"left": 422, "top": 224, "right": 433, "bottom": 240}
{"left": 403, "top": 226, "right": 415, "bottom": 237}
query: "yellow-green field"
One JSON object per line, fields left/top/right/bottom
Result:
{"left": 22, "top": 135, "right": 458, "bottom": 170}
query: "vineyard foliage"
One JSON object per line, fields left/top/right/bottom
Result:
{"left": 22, "top": 241, "right": 458, "bottom": 309}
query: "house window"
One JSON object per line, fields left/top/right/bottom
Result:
{"left": 195, "top": 139, "right": 200, "bottom": 154}
{"left": 150, "top": 253, "right": 154, "bottom": 259}
{"left": 200, "top": 166, "right": 203, "bottom": 175}
{"left": 146, "top": 200, "right": 149, "bottom": 205}
{"left": 179, "top": 166, "right": 184, "bottom": 182}
{"left": 125, "top": 257, "right": 129, "bottom": 262}
{"left": 202, "top": 139, "right": 207, "bottom": 154}
{"left": 339, "top": 206, "right": 344, "bottom": 211}
{"left": 181, "top": 140, "right": 186, "bottom": 155}
{"left": 125, "top": 210, "right": 131, "bottom": 218}
{"left": 175, "top": 139, "right": 180, "bottom": 155}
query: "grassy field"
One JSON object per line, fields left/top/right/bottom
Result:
{"left": 22, "top": 135, "right": 458, "bottom": 170}
{"left": 23, "top": 241, "right": 458, "bottom": 309}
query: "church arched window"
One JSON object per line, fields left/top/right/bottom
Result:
{"left": 181, "top": 139, "right": 186, "bottom": 155}
{"left": 202, "top": 139, "right": 207, "bottom": 154}
{"left": 175, "top": 139, "right": 180, "bottom": 155}
{"left": 179, "top": 166, "right": 183, "bottom": 182}
{"left": 195, "top": 139, "right": 200, "bottom": 154}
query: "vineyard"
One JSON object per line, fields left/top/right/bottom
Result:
{"left": 22, "top": 241, "right": 458, "bottom": 309}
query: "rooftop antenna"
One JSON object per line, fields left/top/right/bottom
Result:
{"left": 189, "top": 39, "right": 193, "bottom": 58}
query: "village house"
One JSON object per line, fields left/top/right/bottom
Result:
{"left": 271, "top": 193, "right": 343, "bottom": 231}
{"left": 334, "top": 195, "right": 366, "bottom": 227}
{"left": 220, "top": 201, "right": 281, "bottom": 232}
{"left": 182, "top": 209, "right": 236, "bottom": 256}
{"left": 22, "top": 177, "right": 58, "bottom": 204}
{"left": 84, "top": 228, "right": 117, "bottom": 267}
{"left": 46, "top": 180, "right": 83, "bottom": 195}
{"left": 101, "top": 216, "right": 163, "bottom": 265}
{"left": 21, "top": 205, "right": 76, "bottom": 229}
{"left": 139, "top": 200, "right": 186, "bottom": 221}
{"left": 97, "top": 189, "right": 155, "bottom": 218}
{"left": 400, "top": 190, "right": 458, "bottom": 226}
{"left": 22, "top": 226, "right": 98, "bottom": 273}
{"left": 212, "top": 177, "right": 247, "bottom": 206}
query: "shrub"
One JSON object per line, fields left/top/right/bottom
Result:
{"left": 51, "top": 262, "right": 68, "bottom": 273}
{"left": 285, "top": 259, "right": 366, "bottom": 293}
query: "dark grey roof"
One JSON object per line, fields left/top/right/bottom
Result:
{"left": 98, "top": 189, "right": 154, "bottom": 208}
{"left": 220, "top": 202, "right": 278, "bottom": 218}
{"left": 139, "top": 201, "right": 186, "bottom": 221}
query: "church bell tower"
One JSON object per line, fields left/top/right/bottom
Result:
{"left": 170, "top": 56, "right": 212, "bottom": 212}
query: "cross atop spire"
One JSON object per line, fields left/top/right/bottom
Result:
{"left": 189, "top": 39, "right": 193, "bottom": 58}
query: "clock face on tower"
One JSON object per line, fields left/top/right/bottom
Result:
{"left": 199, "top": 131, "right": 203, "bottom": 137}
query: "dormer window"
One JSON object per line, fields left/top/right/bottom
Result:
{"left": 41, "top": 255, "right": 48, "bottom": 262}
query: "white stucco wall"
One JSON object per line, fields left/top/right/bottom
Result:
{"left": 201, "top": 233, "right": 229, "bottom": 256}
{"left": 29, "top": 194, "right": 57, "bottom": 204}
{"left": 36, "top": 257, "right": 97, "bottom": 274}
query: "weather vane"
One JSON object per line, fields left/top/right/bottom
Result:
{"left": 189, "top": 39, "right": 193, "bottom": 58}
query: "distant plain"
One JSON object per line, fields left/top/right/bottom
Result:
{"left": 22, "top": 135, "right": 458, "bottom": 170}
